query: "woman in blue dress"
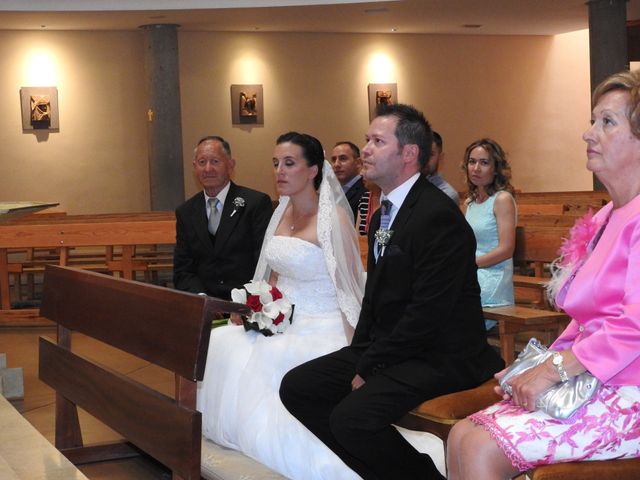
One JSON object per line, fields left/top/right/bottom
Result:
{"left": 462, "top": 139, "right": 517, "bottom": 329}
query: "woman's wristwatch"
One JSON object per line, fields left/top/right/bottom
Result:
{"left": 551, "top": 351, "right": 569, "bottom": 382}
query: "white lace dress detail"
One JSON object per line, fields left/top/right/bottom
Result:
{"left": 266, "top": 236, "right": 338, "bottom": 317}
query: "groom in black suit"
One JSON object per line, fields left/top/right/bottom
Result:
{"left": 280, "top": 104, "right": 503, "bottom": 479}
{"left": 173, "top": 136, "right": 273, "bottom": 299}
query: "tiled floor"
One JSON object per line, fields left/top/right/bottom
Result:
{"left": 2, "top": 326, "right": 173, "bottom": 479}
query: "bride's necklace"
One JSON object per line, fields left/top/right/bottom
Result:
{"left": 289, "top": 207, "right": 315, "bottom": 232}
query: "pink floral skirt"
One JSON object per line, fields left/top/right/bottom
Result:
{"left": 469, "top": 385, "right": 640, "bottom": 471}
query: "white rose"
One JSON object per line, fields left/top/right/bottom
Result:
{"left": 275, "top": 298, "right": 293, "bottom": 321}
{"left": 244, "top": 280, "right": 272, "bottom": 303}
{"left": 230, "top": 288, "right": 247, "bottom": 304}
{"left": 252, "top": 312, "right": 273, "bottom": 330}
{"left": 261, "top": 301, "right": 280, "bottom": 319}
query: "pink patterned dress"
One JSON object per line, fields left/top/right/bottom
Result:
{"left": 470, "top": 196, "right": 640, "bottom": 471}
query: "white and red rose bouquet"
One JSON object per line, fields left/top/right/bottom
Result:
{"left": 231, "top": 280, "right": 294, "bottom": 336}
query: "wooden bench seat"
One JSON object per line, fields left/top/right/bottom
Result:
{"left": 397, "top": 378, "right": 499, "bottom": 445}
{"left": 529, "top": 457, "right": 640, "bottom": 479}
{"left": 201, "top": 439, "right": 287, "bottom": 480}
{"left": 513, "top": 274, "right": 551, "bottom": 308}
{"left": 483, "top": 305, "right": 570, "bottom": 364}
{"left": 401, "top": 374, "right": 640, "bottom": 479}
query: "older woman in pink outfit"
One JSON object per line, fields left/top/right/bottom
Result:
{"left": 447, "top": 69, "right": 640, "bottom": 479}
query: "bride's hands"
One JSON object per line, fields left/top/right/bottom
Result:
{"left": 230, "top": 313, "right": 243, "bottom": 325}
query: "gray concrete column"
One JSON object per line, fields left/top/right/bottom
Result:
{"left": 587, "top": 0, "right": 628, "bottom": 190}
{"left": 141, "top": 24, "right": 185, "bottom": 211}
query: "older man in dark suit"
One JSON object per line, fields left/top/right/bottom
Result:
{"left": 173, "top": 136, "right": 272, "bottom": 299}
{"left": 280, "top": 104, "right": 503, "bottom": 479}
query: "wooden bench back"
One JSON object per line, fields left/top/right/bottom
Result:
{"left": 3, "top": 211, "right": 172, "bottom": 224}
{"left": 518, "top": 204, "right": 567, "bottom": 216}
{"left": 0, "top": 218, "right": 176, "bottom": 249}
{"left": 515, "top": 190, "right": 609, "bottom": 205}
{"left": 514, "top": 225, "right": 569, "bottom": 265}
{"left": 40, "top": 265, "right": 222, "bottom": 380}
{"left": 38, "top": 265, "right": 250, "bottom": 480}
{"left": 516, "top": 191, "right": 609, "bottom": 217}
{"left": 518, "top": 214, "right": 578, "bottom": 228}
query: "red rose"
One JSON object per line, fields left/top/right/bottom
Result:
{"left": 273, "top": 312, "right": 285, "bottom": 325}
{"left": 246, "top": 294, "right": 263, "bottom": 312}
{"left": 270, "top": 287, "right": 283, "bottom": 301}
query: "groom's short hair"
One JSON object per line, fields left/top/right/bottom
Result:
{"left": 375, "top": 103, "right": 432, "bottom": 169}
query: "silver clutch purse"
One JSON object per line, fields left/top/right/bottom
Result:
{"left": 499, "top": 338, "right": 600, "bottom": 419}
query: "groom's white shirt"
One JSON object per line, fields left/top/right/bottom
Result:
{"left": 382, "top": 172, "right": 421, "bottom": 229}
{"left": 375, "top": 172, "right": 420, "bottom": 259}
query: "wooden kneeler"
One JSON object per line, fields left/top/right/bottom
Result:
{"left": 38, "top": 265, "right": 250, "bottom": 480}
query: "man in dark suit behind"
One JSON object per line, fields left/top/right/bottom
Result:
{"left": 173, "top": 136, "right": 273, "bottom": 299}
{"left": 280, "top": 104, "right": 503, "bottom": 479}
{"left": 330, "top": 141, "right": 367, "bottom": 222}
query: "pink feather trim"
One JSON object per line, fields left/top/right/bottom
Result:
{"left": 546, "top": 210, "right": 599, "bottom": 306}
{"left": 558, "top": 210, "right": 598, "bottom": 267}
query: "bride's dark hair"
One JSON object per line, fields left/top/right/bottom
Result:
{"left": 276, "top": 131, "right": 324, "bottom": 190}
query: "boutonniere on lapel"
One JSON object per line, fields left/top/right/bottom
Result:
{"left": 230, "top": 197, "right": 245, "bottom": 217}
{"left": 374, "top": 228, "right": 394, "bottom": 247}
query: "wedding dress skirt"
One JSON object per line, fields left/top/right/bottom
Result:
{"left": 197, "top": 236, "right": 444, "bottom": 479}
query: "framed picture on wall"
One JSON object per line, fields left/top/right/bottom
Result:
{"left": 20, "top": 86, "right": 59, "bottom": 131}
{"left": 230, "top": 84, "right": 264, "bottom": 126}
{"left": 367, "top": 83, "right": 397, "bottom": 122}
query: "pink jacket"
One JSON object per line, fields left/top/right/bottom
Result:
{"left": 553, "top": 194, "right": 640, "bottom": 385}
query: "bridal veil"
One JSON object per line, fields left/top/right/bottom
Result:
{"left": 253, "top": 160, "right": 365, "bottom": 328}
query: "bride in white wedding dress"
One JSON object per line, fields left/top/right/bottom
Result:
{"left": 197, "top": 132, "right": 445, "bottom": 480}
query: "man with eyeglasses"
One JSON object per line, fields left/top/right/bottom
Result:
{"left": 173, "top": 136, "right": 273, "bottom": 299}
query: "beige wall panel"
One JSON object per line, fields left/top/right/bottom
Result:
{"left": 0, "top": 28, "right": 592, "bottom": 214}
{"left": 0, "top": 31, "right": 148, "bottom": 214}
{"left": 179, "top": 30, "right": 592, "bottom": 201}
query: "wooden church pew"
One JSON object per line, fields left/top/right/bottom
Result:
{"left": 37, "top": 265, "right": 287, "bottom": 479}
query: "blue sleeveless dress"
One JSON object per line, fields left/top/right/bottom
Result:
{"left": 465, "top": 192, "right": 516, "bottom": 327}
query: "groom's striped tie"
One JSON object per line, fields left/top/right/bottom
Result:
{"left": 376, "top": 199, "right": 393, "bottom": 258}
{"left": 379, "top": 199, "right": 392, "bottom": 230}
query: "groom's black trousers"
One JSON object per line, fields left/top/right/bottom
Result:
{"left": 280, "top": 346, "right": 447, "bottom": 480}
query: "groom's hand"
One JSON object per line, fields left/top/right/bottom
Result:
{"left": 351, "top": 374, "right": 365, "bottom": 390}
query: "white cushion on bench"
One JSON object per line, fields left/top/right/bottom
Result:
{"left": 201, "top": 437, "right": 288, "bottom": 480}
{"left": 201, "top": 428, "right": 445, "bottom": 479}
